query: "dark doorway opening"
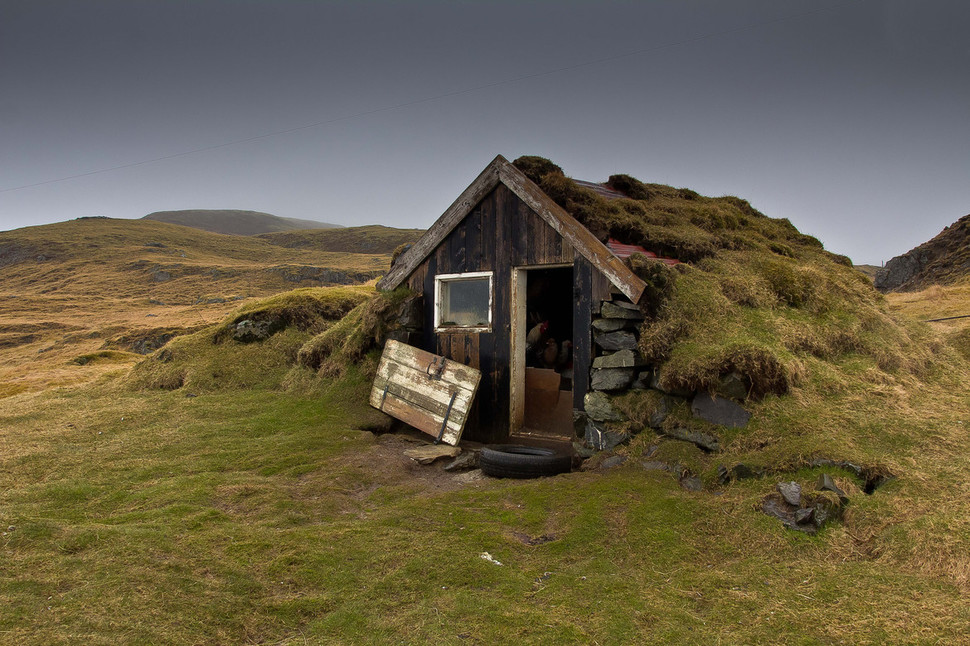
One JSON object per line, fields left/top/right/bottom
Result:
{"left": 521, "top": 266, "right": 574, "bottom": 438}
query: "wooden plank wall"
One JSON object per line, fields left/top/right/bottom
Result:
{"left": 572, "top": 257, "right": 593, "bottom": 410}
{"left": 405, "top": 184, "right": 600, "bottom": 443}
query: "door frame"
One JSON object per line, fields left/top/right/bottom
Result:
{"left": 508, "top": 263, "right": 572, "bottom": 434}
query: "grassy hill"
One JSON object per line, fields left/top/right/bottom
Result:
{"left": 258, "top": 224, "right": 424, "bottom": 254}
{"left": 0, "top": 217, "right": 393, "bottom": 396}
{"left": 3, "top": 174, "right": 970, "bottom": 642}
{"left": 143, "top": 209, "right": 340, "bottom": 235}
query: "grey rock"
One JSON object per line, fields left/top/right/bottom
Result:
{"left": 600, "top": 455, "right": 628, "bottom": 470}
{"left": 572, "top": 441, "right": 596, "bottom": 459}
{"left": 594, "top": 330, "right": 638, "bottom": 351}
{"left": 584, "top": 420, "right": 630, "bottom": 451}
{"left": 874, "top": 248, "right": 931, "bottom": 292}
{"left": 233, "top": 318, "right": 283, "bottom": 343}
{"left": 584, "top": 392, "right": 625, "bottom": 422}
{"left": 592, "top": 349, "right": 646, "bottom": 369}
{"left": 600, "top": 301, "right": 644, "bottom": 320}
{"left": 590, "top": 367, "right": 635, "bottom": 391}
{"left": 631, "top": 369, "right": 653, "bottom": 390}
{"left": 648, "top": 395, "right": 683, "bottom": 429}
{"left": 444, "top": 451, "right": 479, "bottom": 472}
{"left": 641, "top": 460, "right": 673, "bottom": 472}
{"left": 592, "top": 318, "right": 637, "bottom": 333}
{"left": 572, "top": 412, "right": 588, "bottom": 438}
{"left": 794, "top": 507, "right": 815, "bottom": 525}
{"left": 761, "top": 496, "right": 818, "bottom": 535}
{"left": 777, "top": 481, "right": 802, "bottom": 506}
{"left": 717, "top": 462, "right": 767, "bottom": 485}
{"left": 663, "top": 427, "right": 720, "bottom": 452}
{"left": 716, "top": 372, "right": 749, "bottom": 401}
{"left": 152, "top": 270, "right": 171, "bottom": 282}
{"left": 816, "top": 473, "right": 848, "bottom": 503}
{"left": 679, "top": 475, "right": 704, "bottom": 492}
{"left": 145, "top": 242, "right": 165, "bottom": 248}
{"left": 691, "top": 394, "right": 751, "bottom": 428}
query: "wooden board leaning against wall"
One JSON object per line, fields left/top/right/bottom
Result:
{"left": 370, "top": 340, "right": 482, "bottom": 446}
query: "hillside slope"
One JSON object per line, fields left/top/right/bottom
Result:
{"left": 258, "top": 224, "right": 423, "bottom": 254}
{"left": 875, "top": 213, "right": 970, "bottom": 292}
{"left": 0, "top": 217, "right": 391, "bottom": 396}
{"left": 143, "top": 209, "right": 340, "bottom": 235}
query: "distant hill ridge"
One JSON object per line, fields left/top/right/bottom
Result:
{"left": 875, "top": 213, "right": 970, "bottom": 292}
{"left": 257, "top": 225, "right": 423, "bottom": 255}
{"left": 143, "top": 209, "right": 340, "bottom": 236}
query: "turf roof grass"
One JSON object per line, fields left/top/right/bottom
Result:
{"left": 512, "top": 155, "right": 933, "bottom": 398}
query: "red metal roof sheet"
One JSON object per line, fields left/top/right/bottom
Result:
{"left": 607, "top": 238, "right": 680, "bottom": 265}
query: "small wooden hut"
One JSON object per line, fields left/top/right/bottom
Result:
{"left": 377, "top": 155, "right": 651, "bottom": 444}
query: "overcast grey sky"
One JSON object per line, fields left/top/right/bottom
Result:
{"left": 1, "top": 0, "right": 967, "bottom": 264}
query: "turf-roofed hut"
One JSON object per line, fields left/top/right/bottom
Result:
{"left": 377, "top": 154, "right": 674, "bottom": 444}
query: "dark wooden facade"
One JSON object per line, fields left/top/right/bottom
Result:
{"left": 378, "top": 155, "right": 646, "bottom": 444}
{"left": 403, "top": 184, "right": 611, "bottom": 442}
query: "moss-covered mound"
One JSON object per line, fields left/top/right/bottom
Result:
{"left": 129, "top": 286, "right": 376, "bottom": 392}
{"left": 513, "top": 156, "right": 935, "bottom": 397}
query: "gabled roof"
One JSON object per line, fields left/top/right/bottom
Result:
{"left": 377, "top": 155, "right": 648, "bottom": 303}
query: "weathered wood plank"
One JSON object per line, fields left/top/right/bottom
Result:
{"left": 573, "top": 256, "right": 593, "bottom": 410}
{"left": 370, "top": 340, "right": 481, "bottom": 445}
{"left": 372, "top": 358, "right": 477, "bottom": 410}
{"left": 467, "top": 332, "right": 480, "bottom": 370}
{"left": 592, "top": 267, "right": 612, "bottom": 305}
{"left": 371, "top": 374, "right": 470, "bottom": 427}
{"left": 379, "top": 395, "right": 464, "bottom": 445}
{"left": 465, "top": 207, "right": 482, "bottom": 270}
{"left": 381, "top": 339, "right": 480, "bottom": 389}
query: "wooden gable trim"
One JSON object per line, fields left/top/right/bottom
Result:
{"left": 378, "top": 155, "right": 648, "bottom": 304}
{"left": 495, "top": 160, "right": 647, "bottom": 303}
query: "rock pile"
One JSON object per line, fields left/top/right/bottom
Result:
{"left": 581, "top": 295, "right": 753, "bottom": 452}
{"left": 760, "top": 476, "right": 848, "bottom": 534}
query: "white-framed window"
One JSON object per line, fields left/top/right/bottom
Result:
{"left": 434, "top": 271, "right": 493, "bottom": 332}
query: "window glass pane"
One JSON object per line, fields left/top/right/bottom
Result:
{"left": 440, "top": 278, "right": 490, "bottom": 328}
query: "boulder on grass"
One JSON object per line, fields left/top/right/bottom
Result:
{"left": 691, "top": 394, "right": 751, "bottom": 428}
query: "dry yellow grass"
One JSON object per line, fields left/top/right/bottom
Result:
{"left": 0, "top": 218, "right": 395, "bottom": 396}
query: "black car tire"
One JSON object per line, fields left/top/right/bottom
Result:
{"left": 479, "top": 445, "right": 571, "bottom": 479}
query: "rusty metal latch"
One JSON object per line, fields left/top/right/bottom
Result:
{"left": 426, "top": 356, "right": 446, "bottom": 380}
{"left": 434, "top": 390, "right": 458, "bottom": 444}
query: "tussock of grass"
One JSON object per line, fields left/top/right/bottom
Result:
{"left": 129, "top": 286, "right": 375, "bottom": 392}
{"left": 213, "top": 286, "right": 372, "bottom": 340}
{"left": 514, "top": 156, "right": 938, "bottom": 397}
{"left": 296, "top": 287, "right": 413, "bottom": 377}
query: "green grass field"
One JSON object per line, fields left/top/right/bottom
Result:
{"left": 3, "top": 283, "right": 970, "bottom": 644}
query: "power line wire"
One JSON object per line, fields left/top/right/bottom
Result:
{"left": 0, "top": 0, "right": 861, "bottom": 195}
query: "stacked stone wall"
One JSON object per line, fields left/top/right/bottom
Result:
{"left": 581, "top": 294, "right": 753, "bottom": 452}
